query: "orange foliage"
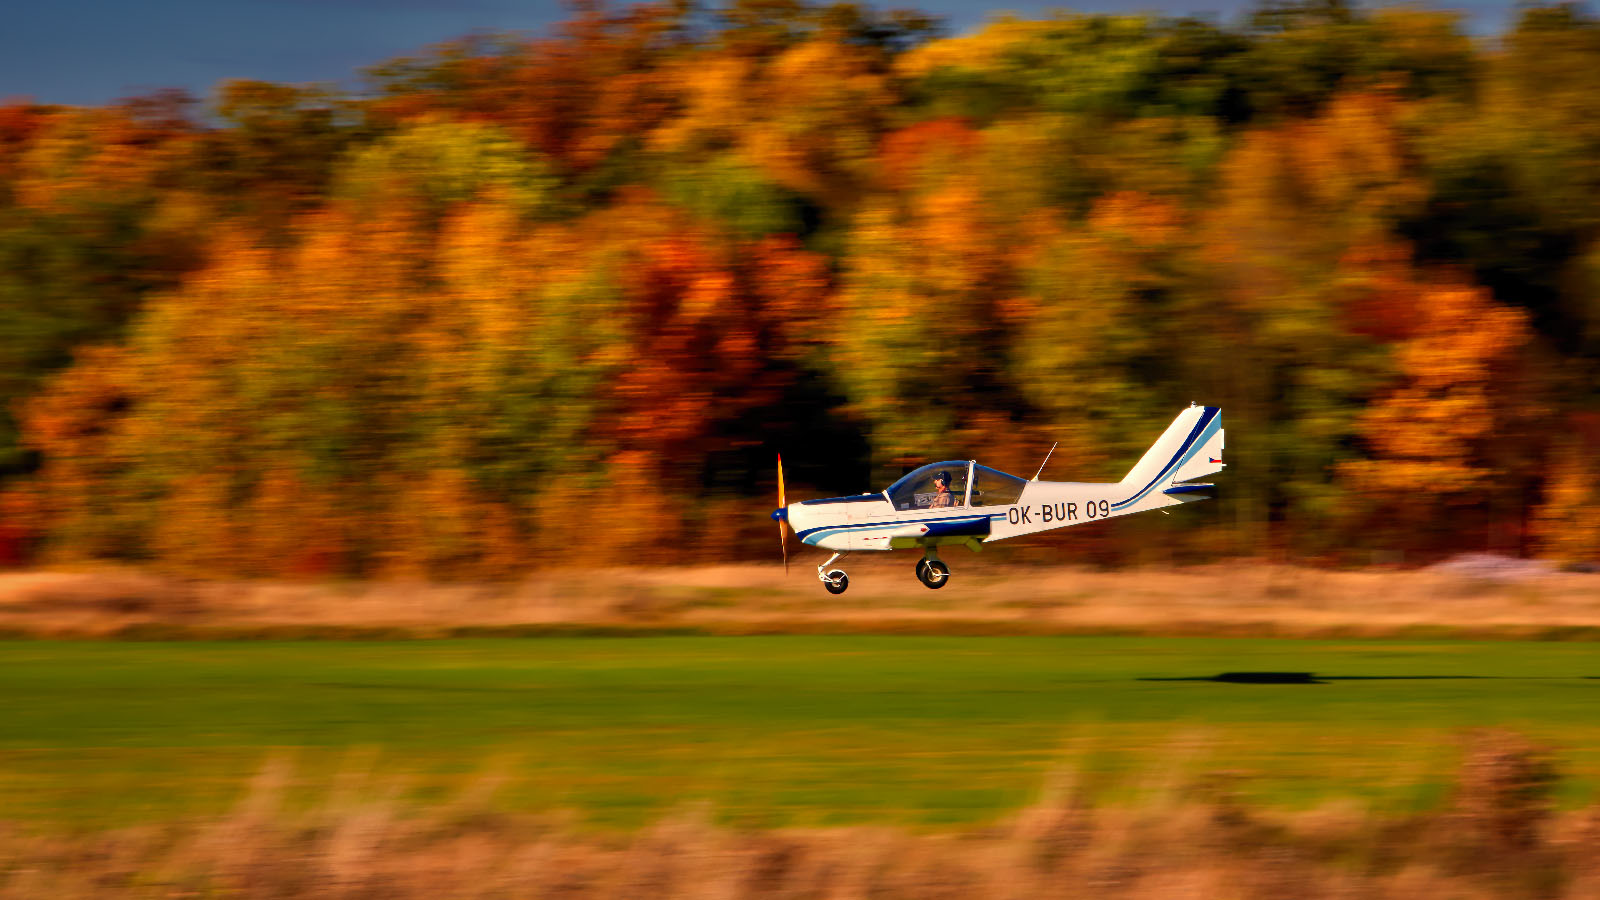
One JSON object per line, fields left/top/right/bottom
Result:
{"left": 1085, "top": 190, "right": 1184, "bottom": 250}
{"left": 651, "top": 36, "right": 895, "bottom": 211}
{"left": 368, "top": 4, "right": 688, "bottom": 171}
{"left": 0, "top": 490, "right": 37, "bottom": 566}
{"left": 1530, "top": 415, "right": 1600, "bottom": 564}
{"left": 1337, "top": 243, "right": 1428, "bottom": 342}
{"left": 877, "top": 117, "right": 981, "bottom": 191}
{"left": 1337, "top": 269, "right": 1531, "bottom": 502}
{"left": 242, "top": 470, "right": 352, "bottom": 579}
{"left": 10, "top": 107, "right": 197, "bottom": 213}
{"left": 609, "top": 220, "right": 831, "bottom": 493}
{"left": 1208, "top": 92, "right": 1424, "bottom": 291}
{"left": 0, "top": 102, "right": 51, "bottom": 181}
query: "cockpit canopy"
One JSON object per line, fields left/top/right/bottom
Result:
{"left": 885, "top": 461, "right": 1029, "bottom": 510}
{"left": 886, "top": 461, "right": 968, "bottom": 511}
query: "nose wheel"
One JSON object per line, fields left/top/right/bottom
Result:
{"left": 915, "top": 556, "right": 950, "bottom": 589}
{"left": 817, "top": 552, "right": 850, "bottom": 594}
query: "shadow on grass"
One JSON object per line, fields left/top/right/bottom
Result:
{"left": 1139, "top": 672, "right": 1497, "bottom": 685}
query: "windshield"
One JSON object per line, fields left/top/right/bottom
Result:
{"left": 886, "top": 461, "right": 971, "bottom": 511}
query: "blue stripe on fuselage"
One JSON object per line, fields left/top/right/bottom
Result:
{"left": 795, "top": 513, "right": 1000, "bottom": 545}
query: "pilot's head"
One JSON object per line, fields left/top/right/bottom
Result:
{"left": 934, "top": 471, "right": 951, "bottom": 490}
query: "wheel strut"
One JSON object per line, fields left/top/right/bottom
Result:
{"left": 817, "top": 552, "right": 850, "bottom": 594}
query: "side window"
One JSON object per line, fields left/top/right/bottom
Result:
{"left": 971, "top": 465, "right": 1027, "bottom": 507}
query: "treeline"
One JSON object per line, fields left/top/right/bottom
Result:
{"left": 2, "top": 0, "right": 1598, "bottom": 576}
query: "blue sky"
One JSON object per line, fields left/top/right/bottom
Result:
{"left": 4, "top": 0, "right": 1518, "bottom": 107}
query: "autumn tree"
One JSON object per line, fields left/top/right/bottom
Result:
{"left": 1530, "top": 414, "right": 1600, "bottom": 564}
{"left": 1007, "top": 193, "right": 1190, "bottom": 481}
{"left": 204, "top": 80, "right": 363, "bottom": 230}
{"left": 0, "top": 104, "right": 207, "bottom": 478}
{"left": 1334, "top": 257, "right": 1533, "bottom": 552}
{"left": 6, "top": 0, "right": 1598, "bottom": 571}
{"left": 1189, "top": 92, "right": 1425, "bottom": 551}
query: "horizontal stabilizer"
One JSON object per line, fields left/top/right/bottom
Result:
{"left": 1164, "top": 483, "right": 1216, "bottom": 503}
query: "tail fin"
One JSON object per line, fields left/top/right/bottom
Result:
{"left": 1120, "top": 406, "right": 1225, "bottom": 494}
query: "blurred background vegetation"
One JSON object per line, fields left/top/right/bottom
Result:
{"left": 2, "top": 0, "right": 1598, "bottom": 577}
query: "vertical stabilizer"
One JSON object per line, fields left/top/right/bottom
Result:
{"left": 1114, "top": 406, "right": 1224, "bottom": 509}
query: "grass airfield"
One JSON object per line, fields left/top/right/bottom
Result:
{"left": 2, "top": 635, "right": 1599, "bottom": 830}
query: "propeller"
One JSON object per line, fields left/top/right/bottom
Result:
{"left": 777, "top": 453, "right": 788, "bottom": 574}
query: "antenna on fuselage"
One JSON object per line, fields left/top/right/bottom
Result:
{"left": 1031, "top": 442, "right": 1058, "bottom": 482}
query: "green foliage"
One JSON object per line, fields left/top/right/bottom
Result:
{"left": 901, "top": 15, "right": 1242, "bottom": 122}
{"left": 1406, "top": 4, "right": 1600, "bottom": 359}
{"left": 656, "top": 151, "right": 809, "bottom": 237}
{"left": 207, "top": 80, "right": 362, "bottom": 221}
{"left": 332, "top": 118, "right": 563, "bottom": 221}
{"left": 1008, "top": 200, "right": 1177, "bottom": 471}
{"left": 830, "top": 184, "right": 1015, "bottom": 460}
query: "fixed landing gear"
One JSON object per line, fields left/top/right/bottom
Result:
{"left": 813, "top": 549, "right": 954, "bottom": 594}
{"left": 915, "top": 551, "right": 951, "bottom": 589}
{"left": 818, "top": 552, "right": 850, "bottom": 594}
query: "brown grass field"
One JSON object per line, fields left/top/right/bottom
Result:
{"left": 2, "top": 559, "right": 1598, "bottom": 640}
{"left": 4, "top": 732, "right": 1598, "bottom": 899}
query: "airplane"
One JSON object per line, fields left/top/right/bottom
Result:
{"left": 771, "top": 404, "right": 1224, "bottom": 593}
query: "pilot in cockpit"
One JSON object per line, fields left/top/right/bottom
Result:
{"left": 929, "top": 470, "right": 956, "bottom": 508}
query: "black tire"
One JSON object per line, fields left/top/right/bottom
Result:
{"left": 915, "top": 558, "right": 929, "bottom": 580}
{"left": 918, "top": 560, "right": 950, "bottom": 589}
{"left": 823, "top": 571, "right": 849, "bottom": 595}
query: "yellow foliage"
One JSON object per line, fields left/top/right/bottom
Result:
{"left": 895, "top": 17, "right": 1064, "bottom": 79}
{"left": 649, "top": 55, "right": 758, "bottom": 156}
{"left": 747, "top": 40, "right": 894, "bottom": 207}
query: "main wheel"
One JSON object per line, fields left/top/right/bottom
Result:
{"left": 915, "top": 558, "right": 929, "bottom": 580}
{"left": 823, "top": 570, "right": 849, "bottom": 594}
{"left": 918, "top": 560, "right": 950, "bottom": 589}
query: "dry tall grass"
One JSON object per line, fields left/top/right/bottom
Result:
{"left": 1, "top": 562, "right": 1598, "bottom": 639}
{"left": 3, "top": 732, "right": 1597, "bottom": 898}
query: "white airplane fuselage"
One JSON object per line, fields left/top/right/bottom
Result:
{"left": 787, "top": 480, "right": 1213, "bottom": 553}
{"left": 779, "top": 405, "right": 1225, "bottom": 554}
